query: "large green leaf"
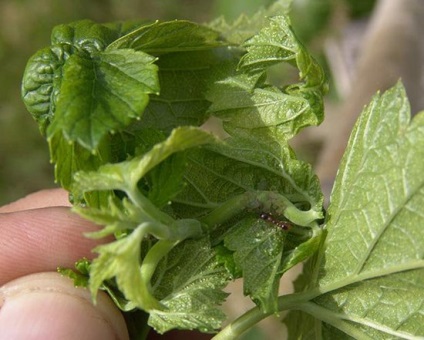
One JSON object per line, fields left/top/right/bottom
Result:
{"left": 289, "top": 83, "right": 424, "bottom": 339}
{"left": 47, "top": 49, "right": 159, "bottom": 150}
{"left": 21, "top": 20, "right": 132, "bottom": 135}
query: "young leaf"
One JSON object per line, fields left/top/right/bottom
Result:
{"left": 224, "top": 217, "right": 287, "bottom": 313}
{"left": 207, "top": 15, "right": 327, "bottom": 143}
{"left": 21, "top": 45, "right": 69, "bottom": 135}
{"left": 106, "top": 20, "right": 235, "bottom": 133}
{"left": 50, "top": 19, "right": 121, "bottom": 53}
{"left": 148, "top": 238, "right": 230, "bottom": 333}
{"left": 290, "top": 83, "right": 424, "bottom": 339}
{"left": 89, "top": 225, "right": 163, "bottom": 311}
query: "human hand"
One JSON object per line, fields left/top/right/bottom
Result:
{"left": 0, "top": 189, "right": 129, "bottom": 340}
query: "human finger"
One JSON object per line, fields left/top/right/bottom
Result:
{"left": 0, "top": 206, "right": 109, "bottom": 286}
{"left": 0, "top": 272, "right": 129, "bottom": 340}
{"left": 0, "top": 188, "right": 71, "bottom": 213}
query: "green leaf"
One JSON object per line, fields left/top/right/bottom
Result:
{"left": 58, "top": 258, "right": 91, "bottom": 288}
{"left": 135, "top": 49, "right": 236, "bottom": 133}
{"left": 294, "top": 83, "right": 424, "bottom": 339}
{"left": 208, "top": 0, "right": 292, "bottom": 45}
{"left": 89, "top": 226, "right": 162, "bottom": 311}
{"left": 48, "top": 132, "right": 111, "bottom": 206}
{"left": 224, "top": 217, "right": 287, "bottom": 313}
{"left": 107, "top": 20, "right": 226, "bottom": 53}
{"left": 146, "top": 153, "right": 187, "bottom": 208}
{"left": 74, "top": 196, "right": 142, "bottom": 238}
{"left": 50, "top": 19, "right": 121, "bottom": 53}
{"left": 172, "top": 136, "right": 323, "bottom": 222}
{"left": 21, "top": 19, "right": 134, "bottom": 135}
{"left": 148, "top": 238, "right": 230, "bottom": 333}
{"left": 21, "top": 45, "right": 70, "bottom": 135}
{"left": 47, "top": 49, "right": 159, "bottom": 150}
{"left": 279, "top": 227, "right": 325, "bottom": 275}
{"left": 207, "top": 15, "right": 327, "bottom": 143}
{"left": 73, "top": 127, "right": 218, "bottom": 196}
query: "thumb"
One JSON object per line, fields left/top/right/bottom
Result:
{"left": 0, "top": 272, "right": 129, "bottom": 340}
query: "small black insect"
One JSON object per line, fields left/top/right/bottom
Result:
{"left": 260, "top": 212, "right": 291, "bottom": 230}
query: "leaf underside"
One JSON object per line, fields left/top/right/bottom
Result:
{"left": 288, "top": 83, "right": 424, "bottom": 339}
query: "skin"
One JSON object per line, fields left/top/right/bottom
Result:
{"left": 0, "top": 189, "right": 129, "bottom": 340}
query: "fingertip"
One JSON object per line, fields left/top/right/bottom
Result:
{"left": 0, "top": 272, "right": 129, "bottom": 340}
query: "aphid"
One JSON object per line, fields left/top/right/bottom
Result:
{"left": 260, "top": 212, "right": 291, "bottom": 230}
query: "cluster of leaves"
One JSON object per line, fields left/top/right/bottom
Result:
{"left": 21, "top": 0, "right": 424, "bottom": 339}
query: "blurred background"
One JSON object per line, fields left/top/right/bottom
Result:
{"left": 0, "top": 0, "right": 377, "bottom": 206}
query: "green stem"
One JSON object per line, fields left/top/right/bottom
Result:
{"left": 213, "top": 291, "right": 316, "bottom": 340}
{"left": 136, "top": 239, "right": 179, "bottom": 312}
{"left": 200, "top": 190, "right": 320, "bottom": 230}
{"left": 200, "top": 192, "right": 256, "bottom": 228}
{"left": 127, "top": 186, "right": 175, "bottom": 225}
{"left": 140, "top": 239, "right": 179, "bottom": 287}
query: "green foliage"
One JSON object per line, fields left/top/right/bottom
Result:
{"left": 216, "top": 81, "right": 424, "bottom": 340}
{"left": 21, "top": 1, "right": 424, "bottom": 339}
{"left": 282, "top": 83, "right": 424, "bottom": 339}
{"left": 300, "top": 82, "right": 424, "bottom": 339}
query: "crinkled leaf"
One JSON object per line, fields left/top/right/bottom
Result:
{"left": 107, "top": 20, "right": 235, "bottom": 133}
{"left": 207, "top": 15, "right": 327, "bottom": 142}
{"left": 148, "top": 238, "right": 230, "bottom": 333}
{"left": 47, "top": 49, "right": 159, "bottom": 150}
{"left": 50, "top": 19, "right": 121, "bottom": 53}
{"left": 224, "top": 217, "right": 287, "bottom": 313}
{"left": 21, "top": 45, "right": 70, "bottom": 135}
{"left": 292, "top": 83, "right": 424, "bottom": 339}
{"left": 74, "top": 196, "right": 142, "bottom": 238}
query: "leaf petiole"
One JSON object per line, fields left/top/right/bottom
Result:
{"left": 213, "top": 290, "right": 317, "bottom": 340}
{"left": 200, "top": 190, "right": 322, "bottom": 230}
